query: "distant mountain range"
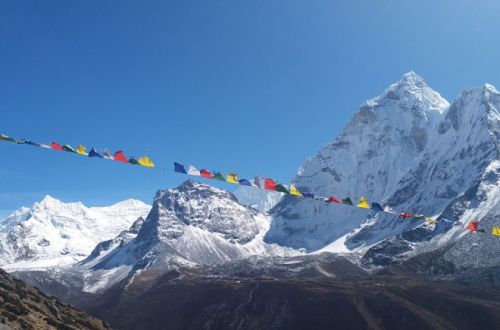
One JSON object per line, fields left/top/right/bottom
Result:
{"left": 1, "top": 72, "right": 500, "bottom": 329}
{"left": 0, "top": 195, "right": 150, "bottom": 271}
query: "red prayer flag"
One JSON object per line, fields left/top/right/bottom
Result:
{"left": 113, "top": 151, "right": 128, "bottom": 163}
{"left": 399, "top": 212, "right": 412, "bottom": 219}
{"left": 264, "top": 178, "right": 277, "bottom": 191}
{"left": 200, "top": 169, "right": 212, "bottom": 178}
{"left": 50, "top": 142, "right": 64, "bottom": 151}
{"left": 328, "top": 196, "right": 341, "bottom": 203}
{"left": 467, "top": 221, "right": 479, "bottom": 232}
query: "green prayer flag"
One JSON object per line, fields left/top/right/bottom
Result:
{"left": 212, "top": 172, "right": 225, "bottom": 181}
{"left": 275, "top": 184, "right": 289, "bottom": 194}
{"left": 129, "top": 157, "right": 140, "bottom": 165}
{"left": 0, "top": 134, "right": 16, "bottom": 143}
{"left": 342, "top": 197, "right": 353, "bottom": 205}
{"left": 63, "top": 145, "right": 76, "bottom": 153}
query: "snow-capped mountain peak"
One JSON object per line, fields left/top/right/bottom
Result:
{"left": 267, "top": 72, "right": 500, "bottom": 257}
{"left": 34, "top": 195, "right": 84, "bottom": 212}
{"left": 38, "top": 195, "right": 61, "bottom": 206}
{"left": 0, "top": 197, "right": 151, "bottom": 271}
{"left": 364, "top": 72, "right": 449, "bottom": 116}
{"left": 159, "top": 179, "right": 238, "bottom": 204}
{"left": 389, "top": 71, "right": 429, "bottom": 93}
{"left": 438, "top": 83, "right": 499, "bottom": 138}
{"left": 78, "top": 180, "right": 294, "bottom": 292}
{"left": 484, "top": 83, "right": 499, "bottom": 94}
{"left": 144, "top": 180, "right": 267, "bottom": 246}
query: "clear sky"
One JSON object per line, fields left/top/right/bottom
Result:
{"left": 1, "top": 0, "right": 500, "bottom": 216}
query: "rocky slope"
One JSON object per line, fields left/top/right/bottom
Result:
{"left": 0, "top": 268, "right": 110, "bottom": 330}
{"left": 82, "top": 258, "right": 500, "bottom": 330}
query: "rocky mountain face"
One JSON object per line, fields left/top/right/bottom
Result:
{"left": 0, "top": 268, "right": 109, "bottom": 330}
{"left": 266, "top": 72, "right": 500, "bottom": 271}
{"left": 358, "top": 84, "right": 500, "bottom": 269}
{"left": 393, "top": 183, "right": 500, "bottom": 289}
{"left": 74, "top": 181, "right": 292, "bottom": 293}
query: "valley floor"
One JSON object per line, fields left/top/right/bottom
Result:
{"left": 81, "top": 269, "right": 500, "bottom": 330}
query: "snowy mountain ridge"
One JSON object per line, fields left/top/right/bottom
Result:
{"left": 0, "top": 196, "right": 151, "bottom": 271}
{"left": 77, "top": 181, "right": 297, "bottom": 292}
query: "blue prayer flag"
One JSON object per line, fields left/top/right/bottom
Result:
{"left": 89, "top": 148, "right": 103, "bottom": 158}
{"left": 174, "top": 162, "right": 187, "bottom": 174}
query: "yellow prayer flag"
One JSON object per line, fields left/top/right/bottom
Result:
{"left": 76, "top": 145, "right": 88, "bottom": 156}
{"left": 357, "top": 197, "right": 370, "bottom": 209}
{"left": 289, "top": 184, "right": 303, "bottom": 197}
{"left": 424, "top": 217, "right": 436, "bottom": 223}
{"left": 226, "top": 172, "right": 239, "bottom": 184}
{"left": 492, "top": 225, "right": 500, "bottom": 237}
{"left": 138, "top": 156, "right": 155, "bottom": 168}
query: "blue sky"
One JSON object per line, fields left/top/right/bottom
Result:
{"left": 1, "top": 0, "right": 500, "bottom": 216}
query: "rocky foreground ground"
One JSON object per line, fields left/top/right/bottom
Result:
{"left": 0, "top": 269, "right": 110, "bottom": 330}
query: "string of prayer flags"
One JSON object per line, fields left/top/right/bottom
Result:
{"left": 3, "top": 131, "right": 500, "bottom": 238}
